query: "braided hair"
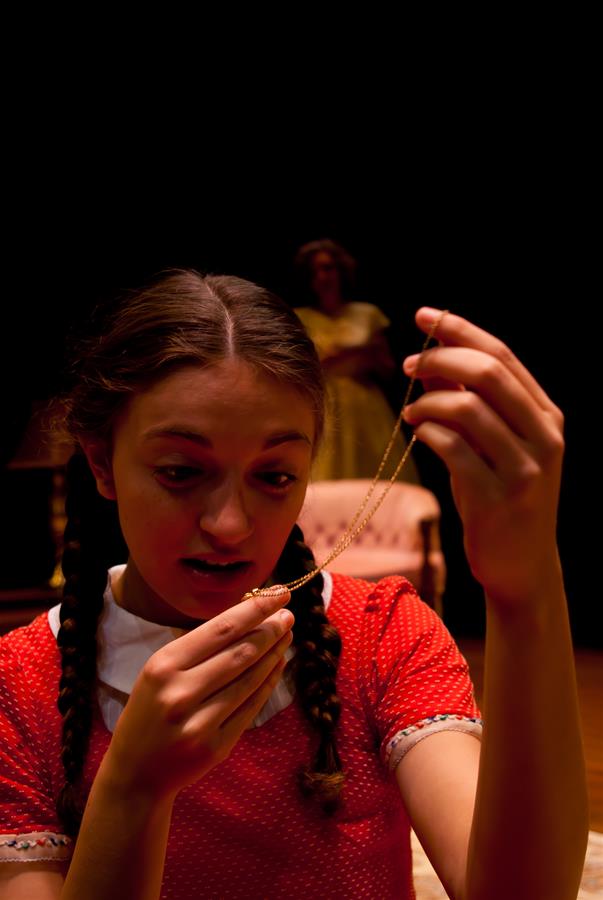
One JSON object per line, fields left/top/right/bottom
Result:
{"left": 277, "top": 524, "right": 344, "bottom": 814}
{"left": 56, "top": 451, "right": 128, "bottom": 835}
{"left": 54, "top": 269, "right": 343, "bottom": 833}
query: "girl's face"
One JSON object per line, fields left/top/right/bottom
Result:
{"left": 87, "top": 358, "right": 316, "bottom": 627}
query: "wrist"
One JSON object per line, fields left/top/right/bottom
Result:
{"left": 95, "top": 752, "right": 179, "bottom": 809}
{"left": 484, "top": 552, "right": 567, "bottom": 633}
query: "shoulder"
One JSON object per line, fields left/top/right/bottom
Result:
{"left": 346, "top": 303, "right": 390, "bottom": 329}
{"left": 293, "top": 306, "right": 322, "bottom": 325}
{"left": 329, "top": 571, "right": 427, "bottom": 612}
{"left": 327, "top": 573, "right": 458, "bottom": 677}
{"left": 0, "top": 613, "right": 60, "bottom": 694}
{"left": 328, "top": 573, "right": 430, "bottom": 638}
{"left": 0, "top": 612, "right": 58, "bottom": 659}
{"left": 346, "top": 302, "right": 378, "bottom": 314}
{"left": 0, "top": 615, "right": 62, "bottom": 770}
{"left": 293, "top": 306, "right": 327, "bottom": 338}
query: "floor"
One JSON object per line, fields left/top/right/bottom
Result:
{"left": 411, "top": 829, "right": 603, "bottom": 899}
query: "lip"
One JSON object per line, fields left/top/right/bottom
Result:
{"left": 184, "top": 554, "right": 252, "bottom": 565}
{"left": 179, "top": 558, "right": 254, "bottom": 592}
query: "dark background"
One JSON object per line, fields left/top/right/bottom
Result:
{"left": 1, "top": 107, "right": 596, "bottom": 646}
{"left": 1, "top": 52, "right": 603, "bottom": 646}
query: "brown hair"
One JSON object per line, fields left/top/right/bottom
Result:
{"left": 56, "top": 270, "right": 344, "bottom": 834}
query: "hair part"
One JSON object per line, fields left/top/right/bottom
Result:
{"left": 60, "top": 269, "right": 325, "bottom": 445}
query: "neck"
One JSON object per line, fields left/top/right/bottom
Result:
{"left": 112, "top": 563, "right": 203, "bottom": 629}
{"left": 318, "top": 293, "right": 344, "bottom": 315}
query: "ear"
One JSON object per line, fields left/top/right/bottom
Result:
{"left": 80, "top": 439, "right": 117, "bottom": 501}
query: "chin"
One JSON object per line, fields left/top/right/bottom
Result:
{"left": 188, "top": 591, "right": 249, "bottom": 621}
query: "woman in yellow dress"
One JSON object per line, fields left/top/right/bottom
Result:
{"left": 294, "top": 239, "right": 419, "bottom": 483}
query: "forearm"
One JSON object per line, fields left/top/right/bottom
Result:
{"left": 465, "top": 557, "right": 589, "bottom": 900}
{"left": 61, "top": 760, "right": 175, "bottom": 900}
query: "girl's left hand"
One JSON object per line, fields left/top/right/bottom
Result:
{"left": 402, "top": 308, "right": 565, "bottom": 611}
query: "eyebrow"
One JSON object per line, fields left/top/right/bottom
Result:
{"left": 143, "top": 427, "right": 312, "bottom": 449}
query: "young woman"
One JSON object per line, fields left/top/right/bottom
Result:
{"left": 294, "top": 239, "right": 419, "bottom": 483}
{"left": 0, "top": 270, "right": 588, "bottom": 899}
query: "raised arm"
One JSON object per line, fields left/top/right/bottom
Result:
{"left": 398, "top": 308, "right": 588, "bottom": 900}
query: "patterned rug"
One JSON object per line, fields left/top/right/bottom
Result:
{"left": 411, "top": 829, "right": 603, "bottom": 899}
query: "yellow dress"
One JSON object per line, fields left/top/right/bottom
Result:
{"left": 295, "top": 303, "right": 419, "bottom": 483}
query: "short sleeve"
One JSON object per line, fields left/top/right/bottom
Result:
{"left": 294, "top": 307, "right": 335, "bottom": 359}
{"left": 366, "top": 304, "right": 390, "bottom": 333}
{"left": 357, "top": 577, "right": 482, "bottom": 771}
{"left": 343, "top": 303, "right": 391, "bottom": 340}
{"left": 0, "top": 642, "right": 72, "bottom": 862}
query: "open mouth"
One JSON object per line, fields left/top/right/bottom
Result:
{"left": 182, "top": 558, "right": 251, "bottom": 574}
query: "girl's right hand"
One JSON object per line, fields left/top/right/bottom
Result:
{"left": 100, "top": 588, "right": 293, "bottom": 800}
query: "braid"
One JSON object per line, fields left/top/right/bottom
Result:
{"left": 56, "top": 451, "right": 127, "bottom": 836}
{"left": 277, "top": 524, "right": 344, "bottom": 814}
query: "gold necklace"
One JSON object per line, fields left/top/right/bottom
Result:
{"left": 243, "top": 310, "right": 448, "bottom": 601}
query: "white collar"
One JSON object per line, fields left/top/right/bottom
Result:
{"left": 48, "top": 566, "right": 333, "bottom": 701}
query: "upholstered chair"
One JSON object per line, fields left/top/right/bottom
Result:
{"left": 298, "top": 480, "right": 446, "bottom": 616}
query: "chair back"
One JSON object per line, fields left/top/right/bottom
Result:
{"left": 298, "top": 479, "right": 446, "bottom": 615}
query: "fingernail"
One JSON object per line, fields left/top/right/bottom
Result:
{"left": 419, "top": 306, "right": 445, "bottom": 321}
{"left": 279, "top": 609, "right": 294, "bottom": 626}
{"left": 402, "top": 404, "right": 414, "bottom": 421}
{"left": 403, "top": 354, "right": 419, "bottom": 374}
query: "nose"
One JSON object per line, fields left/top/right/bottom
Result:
{"left": 198, "top": 479, "right": 253, "bottom": 547}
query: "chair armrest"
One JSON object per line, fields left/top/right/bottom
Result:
{"left": 418, "top": 517, "right": 446, "bottom": 617}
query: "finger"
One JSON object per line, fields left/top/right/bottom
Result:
{"left": 198, "top": 630, "right": 293, "bottom": 728}
{"left": 402, "top": 347, "right": 465, "bottom": 402}
{"left": 404, "top": 345, "right": 560, "bottom": 451}
{"left": 404, "top": 371, "right": 465, "bottom": 395}
{"left": 414, "top": 308, "right": 561, "bottom": 421}
{"left": 404, "top": 389, "right": 534, "bottom": 482}
{"left": 177, "top": 608, "right": 294, "bottom": 704}
{"left": 412, "top": 420, "right": 498, "bottom": 500}
{"left": 219, "top": 655, "right": 289, "bottom": 741}
{"left": 162, "top": 586, "right": 291, "bottom": 668}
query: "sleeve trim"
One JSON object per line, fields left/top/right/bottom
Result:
{"left": 386, "top": 715, "right": 483, "bottom": 771}
{"left": 0, "top": 832, "right": 72, "bottom": 863}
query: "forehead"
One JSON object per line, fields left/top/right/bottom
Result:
{"left": 116, "top": 358, "right": 317, "bottom": 445}
{"left": 312, "top": 251, "right": 336, "bottom": 269}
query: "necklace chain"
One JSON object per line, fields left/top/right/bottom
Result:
{"left": 244, "top": 311, "right": 448, "bottom": 600}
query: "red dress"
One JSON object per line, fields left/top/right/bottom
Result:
{"left": 0, "top": 575, "right": 481, "bottom": 899}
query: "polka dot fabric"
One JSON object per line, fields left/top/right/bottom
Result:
{"left": 0, "top": 575, "right": 481, "bottom": 898}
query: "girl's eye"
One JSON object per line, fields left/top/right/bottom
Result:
{"left": 258, "top": 472, "right": 297, "bottom": 490}
{"left": 154, "top": 466, "right": 202, "bottom": 486}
